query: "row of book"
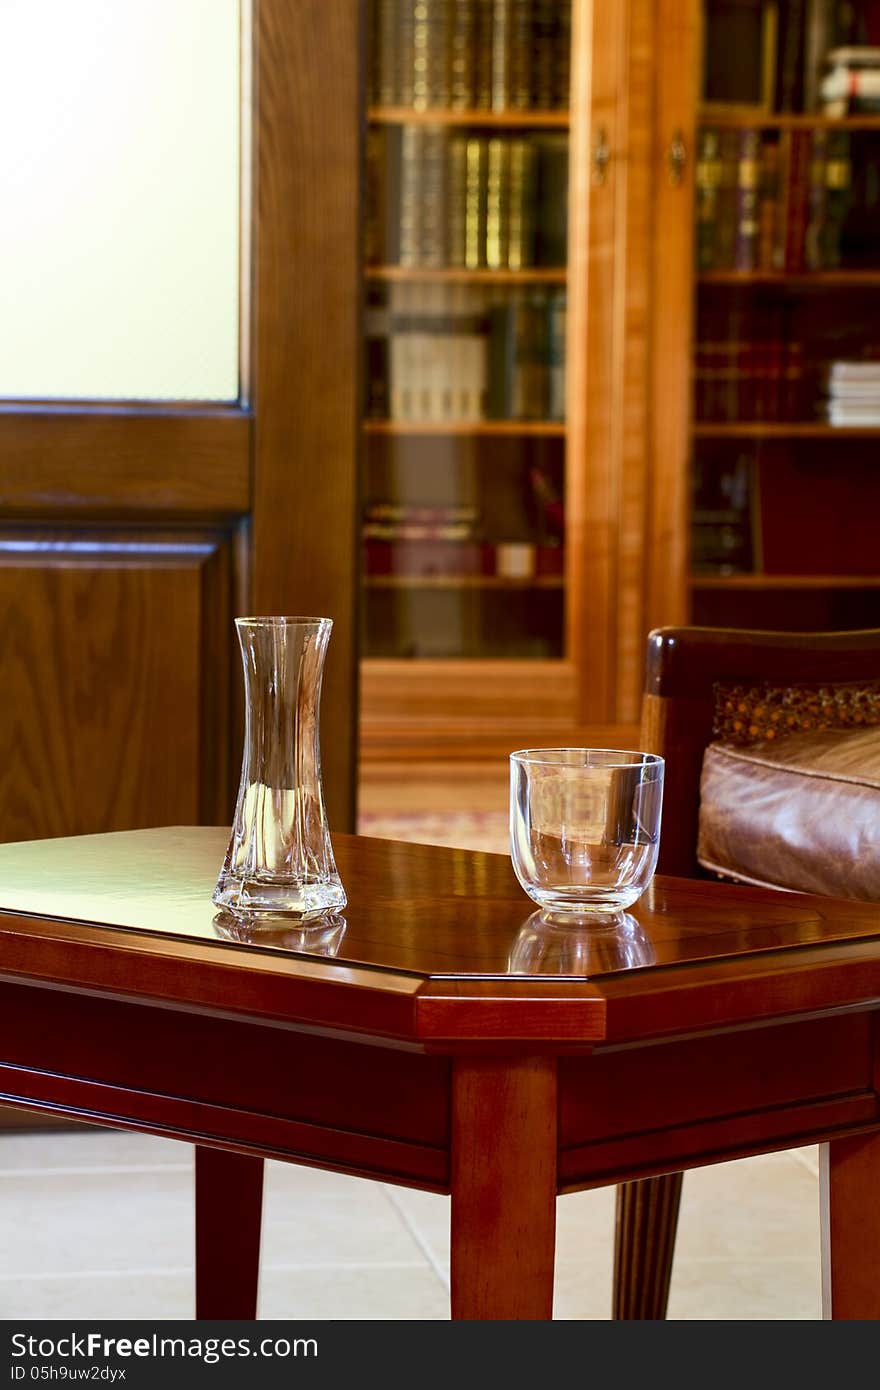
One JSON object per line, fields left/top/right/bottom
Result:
{"left": 365, "top": 284, "right": 566, "bottom": 421}
{"left": 694, "top": 340, "right": 810, "bottom": 421}
{"left": 365, "top": 126, "right": 568, "bottom": 269}
{"left": 691, "top": 452, "right": 756, "bottom": 575}
{"left": 364, "top": 537, "right": 565, "bottom": 578}
{"left": 362, "top": 499, "right": 563, "bottom": 578}
{"left": 695, "top": 126, "right": 852, "bottom": 273}
{"left": 825, "top": 358, "right": 880, "bottom": 425}
{"left": 368, "top": 0, "right": 571, "bottom": 112}
{"left": 821, "top": 45, "right": 880, "bottom": 114}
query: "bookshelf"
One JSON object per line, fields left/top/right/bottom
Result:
{"left": 360, "top": 0, "right": 590, "bottom": 733}
{"left": 368, "top": 106, "right": 570, "bottom": 128}
{"left": 661, "top": 0, "right": 880, "bottom": 636}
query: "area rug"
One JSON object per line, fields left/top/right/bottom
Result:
{"left": 357, "top": 810, "right": 509, "bottom": 856}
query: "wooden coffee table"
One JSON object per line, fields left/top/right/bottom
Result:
{"left": 0, "top": 826, "right": 878, "bottom": 1320}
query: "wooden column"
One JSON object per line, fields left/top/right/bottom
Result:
{"left": 820, "top": 1132, "right": 880, "bottom": 1320}
{"left": 195, "top": 1146, "right": 265, "bottom": 1319}
{"left": 450, "top": 1057, "right": 557, "bottom": 1320}
{"left": 613, "top": 1172, "right": 683, "bottom": 1319}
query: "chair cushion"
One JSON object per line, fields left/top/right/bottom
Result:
{"left": 697, "top": 726, "right": 880, "bottom": 901}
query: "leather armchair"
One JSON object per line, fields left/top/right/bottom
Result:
{"left": 614, "top": 625, "right": 880, "bottom": 1319}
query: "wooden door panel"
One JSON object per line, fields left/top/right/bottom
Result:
{"left": 0, "top": 528, "right": 234, "bottom": 842}
{"left": 0, "top": 407, "right": 250, "bottom": 516}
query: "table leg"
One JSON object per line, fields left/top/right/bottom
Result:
{"left": 450, "top": 1056, "right": 557, "bottom": 1320}
{"left": 613, "top": 1173, "right": 683, "bottom": 1319}
{"left": 195, "top": 1146, "right": 264, "bottom": 1319}
{"left": 820, "top": 1131, "right": 880, "bottom": 1320}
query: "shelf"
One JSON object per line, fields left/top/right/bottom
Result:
{"left": 366, "top": 266, "right": 567, "bottom": 284}
{"left": 368, "top": 105, "right": 570, "bottom": 128}
{"left": 693, "top": 423, "right": 880, "bottom": 438}
{"left": 698, "top": 272, "right": 880, "bottom": 288}
{"left": 699, "top": 106, "right": 880, "bottom": 130}
{"left": 689, "top": 574, "right": 880, "bottom": 590}
{"left": 365, "top": 575, "right": 564, "bottom": 590}
{"left": 364, "top": 420, "right": 566, "bottom": 436}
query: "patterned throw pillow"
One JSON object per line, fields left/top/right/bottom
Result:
{"left": 712, "top": 680, "right": 880, "bottom": 747}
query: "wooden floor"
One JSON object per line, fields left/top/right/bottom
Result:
{"left": 358, "top": 722, "right": 640, "bottom": 823}
{"left": 359, "top": 759, "right": 509, "bottom": 819}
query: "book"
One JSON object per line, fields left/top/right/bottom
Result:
{"left": 776, "top": 0, "right": 807, "bottom": 112}
{"left": 716, "top": 129, "right": 741, "bottom": 269}
{"left": 364, "top": 125, "right": 402, "bottom": 265}
{"left": 412, "top": 0, "right": 449, "bottom": 110}
{"left": 449, "top": 0, "right": 476, "bottom": 109}
{"left": 509, "top": 0, "right": 533, "bottom": 110}
{"left": 803, "top": 0, "right": 836, "bottom": 111}
{"left": 838, "top": 135, "right": 880, "bottom": 265}
{"left": 532, "top": 0, "right": 557, "bottom": 109}
{"left": 364, "top": 501, "right": 480, "bottom": 524}
{"left": 450, "top": 284, "right": 488, "bottom": 420}
{"left": 757, "top": 138, "right": 780, "bottom": 271}
{"left": 533, "top": 134, "right": 569, "bottom": 266}
{"left": 364, "top": 291, "right": 391, "bottom": 419}
{"left": 804, "top": 127, "right": 828, "bottom": 269}
{"left": 369, "top": 0, "right": 394, "bottom": 104}
{"left": 388, "top": 283, "right": 414, "bottom": 419}
{"left": 474, "top": 0, "right": 494, "bottom": 108}
{"left": 822, "top": 63, "right": 880, "bottom": 114}
{"left": 695, "top": 126, "right": 722, "bottom": 270}
{"left": 419, "top": 125, "right": 448, "bottom": 266}
{"left": 690, "top": 451, "right": 755, "bottom": 574}
{"left": 464, "top": 136, "right": 489, "bottom": 268}
{"left": 379, "top": 283, "right": 494, "bottom": 424}
{"left": 397, "top": 0, "right": 416, "bottom": 107}
{"left": 446, "top": 135, "right": 469, "bottom": 267}
{"left": 821, "top": 129, "right": 852, "bottom": 266}
{"left": 553, "top": 1, "right": 572, "bottom": 109}
{"left": 782, "top": 340, "right": 806, "bottom": 418}
{"left": 734, "top": 128, "right": 761, "bottom": 272}
{"left": 507, "top": 138, "right": 537, "bottom": 270}
{"left": 489, "top": 290, "right": 549, "bottom": 420}
{"left": 364, "top": 538, "right": 484, "bottom": 577}
{"left": 398, "top": 124, "right": 423, "bottom": 266}
{"left": 547, "top": 289, "right": 566, "bottom": 421}
{"left": 485, "top": 136, "right": 512, "bottom": 268}
{"left": 491, "top": 0, "right": 512, "bottom": 111}
{"left": 782, "top": 128, "right": 812, "bottom": 272}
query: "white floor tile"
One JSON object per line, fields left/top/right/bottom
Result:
{"left": 0, "top": 1132, "right": 827, "bottom": 1321}
{"left": 668, "top": 1259, "right": 821, "bottom": 1320}
{"left": 675, "top": 1152, "right": 819, "bottom": 1263}
{"left": 261, "top": 1163, "right": 428, "bottom": 1267}
{"left": 259, "top": 1265, "right": 448, "bottom": 1320}
{"left": 0, "top": 1126, "right": 191, "bottom": 1173}
{"left": 0, "top": 1168, "right": 193, "bottom": 1281}
{"left": 0, "top": 1272, "right": 194, "bottom": 1321}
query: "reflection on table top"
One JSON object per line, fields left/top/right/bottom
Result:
{"left": 0, "top": 826, "right": 878, "bottom": 981}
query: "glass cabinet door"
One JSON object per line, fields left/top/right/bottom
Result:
{"left": 361, "top": 1, "right": 572, "bottom": 662}
{"left": 689, "top": 0, "right": 880, "bottom": 631}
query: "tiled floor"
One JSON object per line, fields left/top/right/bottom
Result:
{"left": 0, "top": 1128, "right": 822, "bottom": 1320}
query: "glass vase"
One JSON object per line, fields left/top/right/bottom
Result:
{"left": 212, "top": 616, "right": 347, "bottom": 918}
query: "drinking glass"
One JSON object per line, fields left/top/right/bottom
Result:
{"left": 510, "top": 748, "right": 664, "bottom": 913}
{"left": 507, "top": 909, "right": 655, "bottom": 975}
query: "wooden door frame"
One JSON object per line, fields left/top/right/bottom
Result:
{"left": 644, "top": 0, "right": 699, "bottom": 638}
{"left": 251, "top": 0, "right": 361, "bottom": 831}
{"left": 568, "top": 0, "right": 659, "bottom": 728}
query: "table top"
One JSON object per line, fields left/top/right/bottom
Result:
{"left": 0, "top": 826, "right": 879, "bottom": 1048}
